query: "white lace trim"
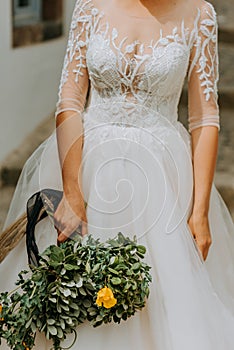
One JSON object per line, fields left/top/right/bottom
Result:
{"left": 56, "top": 0, "right": 219, "bottom": 131}
{"left": 57, "top": 0, "right": 94, "bottom": 101}
{"left": 188, "top": 3, "right": 219, "bottom": 102}
{"left": 57, "top": 1, "right": 218, "bottom": 100}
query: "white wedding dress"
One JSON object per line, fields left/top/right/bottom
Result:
{"left": 1, "top": 0, "right": 234, "bottom": 349}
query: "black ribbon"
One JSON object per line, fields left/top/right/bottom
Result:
{"left": 26, "top": 189, "right": 63, "bottom": 266}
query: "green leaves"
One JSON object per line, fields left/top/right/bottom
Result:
{"left": 64, "top": 264, "right": 79, "bottom": 271}
{"left": 0, "top": 233, "right": 152, "bottom": 350}
{"left": 132, "top": 262, "right": 141, "bottom": 271}
{"left": 111, "top": 277, "right": 122, "bottom": 285}
{"left": 85, "top": 261, "right": 91, "bottom": 274}
{"left": 137, "top": 245, "right": 146, "bottom": 254}
{"left": 48, "top": 325, "right": 57, "bottom": 336}
{"left": 108, "top": 267, "right": 119, "bottom": 275}
{"left": 47, "top": 319, "right": 56, "bottom": 325}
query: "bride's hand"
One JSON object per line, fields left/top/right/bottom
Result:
{"left": 54, "top": 191, "right": 87, "bottom": 243}
{"left": 188, "top": 213, "right": 212, "bottom": 261}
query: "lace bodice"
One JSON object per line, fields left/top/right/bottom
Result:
{"left": 55, "top": 0, "right": 220, "bottom": 132}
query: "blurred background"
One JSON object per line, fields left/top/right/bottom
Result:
{"left": 0, "top": 0, "right": 233, "bottom": 231}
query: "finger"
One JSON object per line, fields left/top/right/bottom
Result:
{"left": 58, "top": 227, "right": 72, "bottom": 243}
{"left": 55, "top": 224, "right": 62, "bottom": 244}
{"left": 202, "top": 249, "right": 207, "bottom": 261}
{"left": 57, "top": 231, "right": 63, "bottom": 245}
{"left": 191, "top": 232, "right": 196, "bottom": 241}
{"left": 54, "top": 218, "right": 65, "bottom": 234}
{"left": 196, "top": 243, "right": 205, "bottom": 262}
{"left": 203, "top": 247, "right": 210, "bottom": 261}
{"left": 187, "top": 225, "right": 196, "bottom": 240}
{"left": 56, "top": 228, "right": 62, "bottom": 237}
{"left": 81, "top": 221, "right": 87, "bottom": 237}
{"left": 58, "top": 232, "right": 69, "bottom": 243}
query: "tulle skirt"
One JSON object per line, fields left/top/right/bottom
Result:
{"left": 1, "top": 103, "right": 234, "bottom": 350}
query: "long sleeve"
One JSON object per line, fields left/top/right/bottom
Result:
{"left": 188, "top": 2, "right": 220, "bottom": 133}
{"left": 55, "top": 0, "right": 92, "bottom": 118}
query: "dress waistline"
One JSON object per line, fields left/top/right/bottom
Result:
{"left": 83, "top": 101, "right": 178, "bottom": 129}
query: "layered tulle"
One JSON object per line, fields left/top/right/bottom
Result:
{"left": 1, "top": 104, "right": 234, "bottom": 350}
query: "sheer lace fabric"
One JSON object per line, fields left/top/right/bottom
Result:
{"left": 55, "top": 0, "right": 220, "bottom": 133}
{"left": 188, "top": 2, "right": 219, "bottom": 131}
{"left": 2, "top": 2, "right": 234, "bottom": 350}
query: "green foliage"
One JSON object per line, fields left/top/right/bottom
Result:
{"left": 0, "top": 233, "right": 152, "bottom": 350}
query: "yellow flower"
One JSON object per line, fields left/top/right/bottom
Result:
{"left": 0, "top": 304, "right": 4, "bottom": 321}
{"left": 22, "top": 342, "right": 30, "bottom": 350}
{"left": 96, "top": 286, "right": 117, "bottom": 309}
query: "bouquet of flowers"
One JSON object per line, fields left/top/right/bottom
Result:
{"left": 0, "top": 233, "right": 152, "bottom": 350}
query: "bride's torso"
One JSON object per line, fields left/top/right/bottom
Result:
{"left": 57, "top": 0, "right": 218, "bottom": 130}
{"left": 84, "top": 0, "right": 203, "bottom": 122}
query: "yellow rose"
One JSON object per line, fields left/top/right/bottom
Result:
{"left": 96, "top": 286, "right": 117, "bottom": 309}
{"left": 22, "top": 342, "right": 30, "bottom": 350}
{"left": 0, "top": 304, "right": 4, "bottom": 321}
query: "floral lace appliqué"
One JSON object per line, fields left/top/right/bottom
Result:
{"left": 189, "top": 3, "right": 218, "bottom": 101}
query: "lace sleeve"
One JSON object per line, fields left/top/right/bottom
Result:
{"left": 55, "top": 0, "right": 92, "bottom": 118}
{"left": 187, "top": 2, "right": 220, "bottom": 133}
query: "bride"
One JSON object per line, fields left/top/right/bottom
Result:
{"left": 1, "top": 0, "right": 234, "bottom": 349}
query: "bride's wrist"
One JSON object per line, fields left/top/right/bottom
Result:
{"left": 192, "top": 208, "right": 209, "bottom": 219}
{"left": 63, "top": 182, "right": 83, "bottom": 198}
{"left": 191, "top": 200, "right": 210, "bottom": 218}
{"left": 190, "top": 209, "right": 209, "bottom": 224}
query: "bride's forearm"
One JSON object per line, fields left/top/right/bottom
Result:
{"left": 191, "top": 126, "right": 219, "bottom": 217}
{"left": 56, "top": 111, "right": 84, "bottom": 196}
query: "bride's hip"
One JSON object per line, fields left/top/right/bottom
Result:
{"left": 82, "top": 115, "right": 191, "bottom": 157}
